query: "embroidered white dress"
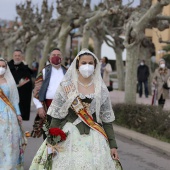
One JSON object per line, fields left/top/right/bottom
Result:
{"left": 29, "top": 94, "right": 115, "bottom": 170}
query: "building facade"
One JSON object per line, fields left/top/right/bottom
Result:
{"left": 145, "top": 0, "right": 170, "bottom": 62}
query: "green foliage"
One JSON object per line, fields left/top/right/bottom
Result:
{"left": 162, "top": 45, "right": 170, "bottom": 52}
{"left": 113, "top": 103, "right": 170, "bottom": 143}
{"left": 162, "top": 54, "right": 170, "bottom": 68}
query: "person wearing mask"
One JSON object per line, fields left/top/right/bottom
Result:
{"left": 101, "top": 56, "right": 112, "bottom": 91}
{"left": 137, "top": 60, "right": 150, "bottom": 98}
{"left": 32, "top": 48, "right": 67, "bottom": 139}
{"left": 8, "top": 49, "right": 33, "bottom": 121}
{"left": 30, "top": 49, "right": 119, "bottom": 170}
{"left": 0, "top": 58, "right": 26, "bottom": 169}
{"left": 152, "top": 58, "right": 170, "bottom": 108}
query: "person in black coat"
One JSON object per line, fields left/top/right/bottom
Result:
{"left": 137, "top": 60, "right": 150, "bottom": 98}
{"left": 8, "top": 49, "right": 33, "bottom": 120}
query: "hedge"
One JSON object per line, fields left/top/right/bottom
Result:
{"left": 112, "top": 103, "right": 170, "bottom": 143}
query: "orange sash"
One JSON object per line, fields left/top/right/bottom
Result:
{"left": 61, "top": 81, "right": 108, "bottom": 140}
{"left": 71, "top": 96, "right": 108, "bottom": 140}
{"left": 0, "top": 88, "right": 27, "bottom": 147}
{"left": 0, "top": 88, "right": 15, "bottom": 112}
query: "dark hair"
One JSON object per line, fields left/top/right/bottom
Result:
{"left": 76, "top": 52, "right": 97, "bottom": 69}
{"left": 14, "top": 49, "right": 23, "bottom": 54}
{"left": 0, "top": 59, "right": 7, "bottom": 67}
{"left": 103, "top": 56, "right": 109, "bottom": 64}
{"left": 50, "top": 48, "right": 61, "bottom": 53}
{"left": 141, "top": 60, "right": 145, "bottom": 63}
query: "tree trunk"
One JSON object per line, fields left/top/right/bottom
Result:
{"left": 7, "top": 44, "right": 14, "bottom": 61}
{"left": 25, "top": 36, "right": 43, "bottom": 67}
{"left": 39, "top": 37, "right": 52, "bottom": 72}
{"left": 114, "top": 48, "right": 125, "bottom": 91}
{"left": 57, "top": 23, "right": 71, "bottom": 60}
{"left": 124, "top": 44, "right": 140, "bottom": 104}
{"left": 1, "top": 47, "right": 7, "bottom": 60}
{"left": 93, "top": 36, "right": 102, "bottom": 59}
{"left": 25, "top": 45, "right": 35, "bottom": 67}
{"left": 38, "top": 37, "right": 51, "bottom": 72}
{"left": 58, "top": 34, "right": 67, "bottom": 59}
{"left": 82, "top": 25, "right": 91, "bottom": 48}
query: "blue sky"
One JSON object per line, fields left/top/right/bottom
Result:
{"left": 0, "top": 0, "right": 140, "bottom": 20}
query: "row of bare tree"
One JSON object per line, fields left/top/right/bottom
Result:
{"left": 0, "top": 0, "right": 170, "bottom": 103}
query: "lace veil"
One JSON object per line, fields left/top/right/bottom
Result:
{"left": 0, "top": 58, "right": 19, "bottom": 105}
{"left": 47, "top": 48, "right": 115, "bottom": 123}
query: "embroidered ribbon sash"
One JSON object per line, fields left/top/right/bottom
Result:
{"left": 0, "top": 88, "right": 15, "bottom": 112}
{"left": 0, "top": 88, "right": 27, "bottom": 148}
{"left": 71, "top": 96, "right": 108, "bottom": 140}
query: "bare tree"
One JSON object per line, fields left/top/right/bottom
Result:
{"left": 124, "top": 0, "right": 170, "bottom": 104}
{"left": 0, "top": 18, "right": 25, "bottom": 60}
{"left": 16, "top": 0, "right": 55, "bottom": 66}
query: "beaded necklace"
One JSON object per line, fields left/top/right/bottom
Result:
{"left": 78, "top": 79, "right": 93, "bottom": 88}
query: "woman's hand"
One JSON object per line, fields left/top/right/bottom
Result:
{"left": 17, "top": 115, "right": 22, "bottom": 124}
{"left": 110, "top": 148, "right": 119, "bottom": 160}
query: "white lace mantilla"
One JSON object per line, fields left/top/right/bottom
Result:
{"left": 47, "top": 49, "right": 115, "bottom": 123}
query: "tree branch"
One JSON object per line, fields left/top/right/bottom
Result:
{"left": 156, "top": 15, "right": 170, "bottom": 21}
{"left": 136, "top": 1, "right": 170, "bottom": 32}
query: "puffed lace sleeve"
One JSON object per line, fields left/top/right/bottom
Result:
{"left": 47, "top": 91, "right": 66, "bottom": 119}
{"left": 100, "top": 96, "right": 115, "bottom": 123}
{"left": 47, "top": 80, "right": 78, "bottom": 119}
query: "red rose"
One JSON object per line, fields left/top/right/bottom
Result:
{"left": 49, "top": 128, "right": 67, "bottom": 141}
{"left": 59, "top": 131, "right": 66, "bottom": 140}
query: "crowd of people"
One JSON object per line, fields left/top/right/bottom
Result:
{"left": 0, "top": 47, "right": 169, "bottom": 169}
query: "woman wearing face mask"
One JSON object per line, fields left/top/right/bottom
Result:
{"left": 0, "top": 58, "right": 26, "bottom": 169}
{"left": 30, "top": 49, "right": 120, "bottom": 170}
{"left": 152, "top": 58, "right": 170, "bottom": 108}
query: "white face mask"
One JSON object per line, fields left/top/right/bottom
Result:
{"left": 79, "top": 64, "right": 94, "bottom": 78}
{"left": 0, "top": 67, "right": 6, "bottom": 75}
{"left": 140, "top": 62, "right": 144, "bottom": 66}
{"left": 160, "top": 63, "right": 165, "bottom": 68}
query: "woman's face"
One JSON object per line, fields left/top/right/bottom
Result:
{"left": 78, "top": 55, "right": 95, "bottom": 68}
{"left": 0, "top": 60, "right": 7, "bottom": 76}
{"left": 102, "top": 57, "right": 106, "bottom": 63}
{"left": 160, "top": 60, "right": 165, "bottom": 65}
{"left": 0, "top": 60, "right": 6, "bottom": 69}
{"left": 159, "top": 60, "right": 166, "bottom": 68}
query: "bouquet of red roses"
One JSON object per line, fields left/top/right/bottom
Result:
{"left": 43, "top": 125, "right": 68, "bottom": 170}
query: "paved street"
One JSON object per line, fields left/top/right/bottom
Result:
{"left": 116, "top": 134, "right": 170, "bottom": 170}
{"left": 109, "top": 90, "right": 170, "bottom": 110}
{"left": 23, "top": 91, "right": 170, "bottom": 170}
{"left": 23, "top": 104, "right": 43, "bottom": 170}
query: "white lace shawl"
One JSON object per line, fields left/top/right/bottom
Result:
{"left": 47, "top": 49, "right": 115, "bottom": 123}
{"left": 0, "top": 58, "right": 19, "bottom": 105}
